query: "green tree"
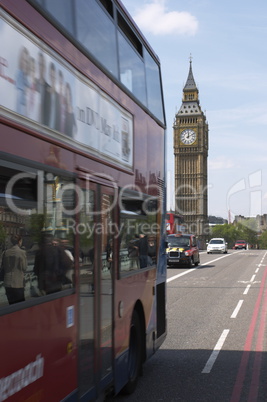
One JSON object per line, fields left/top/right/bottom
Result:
{"left": 258, "top": 231, "right": 267, "bottom": 249}
{"left": 236, "top": 222, "right": 257, "bottom": 248}
{"left": 210, "top": 223, "right": 258, "bottom": 249}
{"left": 210, "top": 224, "right": 237, "bottom": 248}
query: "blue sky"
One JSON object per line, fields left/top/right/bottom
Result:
{"left": 121, "top": 0, "right": 267, "bottom": 220}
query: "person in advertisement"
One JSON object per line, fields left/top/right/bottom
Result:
{"left": 58, "top": 69, "right": 66, "bottom": 133}
{"left": 27, "top": 56, "right": 39, "bottom": 121}
{"left": 36, "top": 51, "right": 50, "bottom": 126}
{"left": 47, "top": 61, "right": 60, "bottom": 130}
{"left": 16, "top": 46, "right": 29, "bottom": 116}
{"left": 64, "top": 82, "right": 77, "bottom": 137}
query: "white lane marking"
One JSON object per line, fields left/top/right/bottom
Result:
{"left": 201, "top": 254, "right": 233, "bottom": 266}
{"left": 231, "top": 300, "right": 244, "bottom": 318}
{"left": 250, "top": 274, "right": 256, "bottom": 282}
{"left": 167, "top": 254, "right": 233, "bottom": 283}
{"left": 255, "top": 268, "right": 259, "bottom": 273}
{"left": 243, "top": 284, "right": 251, "bottom": 295}
{"left": 166, "top": 268, "right": 197, "bottom": 282}
{"left": 202, "top": 329, "right": 230, "bottom": 374}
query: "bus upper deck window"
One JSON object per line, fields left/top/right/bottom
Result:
{"left": 144, "top": 48, "right": 164, "bottom": 123}
{"left": 76, "top": 0, "right": 118, "bottom": 77}
{"left": 118, "top": 31, "right": 146, "bottom": 106}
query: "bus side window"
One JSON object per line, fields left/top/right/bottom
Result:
{"left": 119, "top": 194, "right": 158, "bottom": 275}
{"left": 0, "top": 164, "right": 75, "bottom": 308}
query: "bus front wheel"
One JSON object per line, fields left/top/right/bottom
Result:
{"left": 122, "top": 310, "right": 142, "bottom": 394}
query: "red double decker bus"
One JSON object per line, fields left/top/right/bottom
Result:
{"left": 166, "top": 212, "right": 185, "bottom": 234}
{"left": 0, "top": 1, "right": 167, "bottom": 400}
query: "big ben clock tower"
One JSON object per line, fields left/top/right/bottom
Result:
{"left": 173, "top": 59, "right": 209, "bottom": 241}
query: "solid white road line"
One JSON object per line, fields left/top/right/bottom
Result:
{"left": 250, "top": 274, "right": 256, "bottom": 282}
{"left": 243, "top": 284, "right": 251, "bottom": 295}
{"left": 167, "top": 254, "right": 232, "bottom": 283}
{"left": 166, "top": 268, "right": 197, "bottom": 282}
{"left": 202, "top": 329, "right": 230, "bottom": 374}
{"left": 231, "top": 300, "right": 244, "bottom": 318}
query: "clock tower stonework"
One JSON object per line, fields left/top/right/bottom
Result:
{"left": 173, "top": 60, "right": 209, "bottom": 241}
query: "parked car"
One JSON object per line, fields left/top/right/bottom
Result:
{"left": 167, "top": 233, "right": 200, "bottom": 267}
{"left": 207, "top": 238, "right": 228, "bottom": 254}
{"left": 234, "top": 240, "right": 247, "bottom": 250}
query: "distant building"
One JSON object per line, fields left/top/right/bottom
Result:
{"left": 208, "top": 215, "right": 228, "bottom": 226}
{"left": 234, "top": 214, "right": 267, "bottom": 234}
{"left": 256, "top": 214, "right": 267, "bottom": 232}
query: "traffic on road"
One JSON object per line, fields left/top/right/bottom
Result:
{"left": 111, "top": 249, "right": 267, "bottom": 401}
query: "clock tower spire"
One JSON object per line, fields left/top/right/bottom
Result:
{"left": 173, "top": 59, "right": 209, "bottom": 243}
{"left": 184, "top": 56, "right": 197, "bottom": 91}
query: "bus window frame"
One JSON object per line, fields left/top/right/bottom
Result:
{"left": 0, "top": 157, "right": 77, "bottom": 316}
{"left": 118, "top": 190, "right": 159, "bottom": 278}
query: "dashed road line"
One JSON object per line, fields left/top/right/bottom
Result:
{"left": 231, "top": 300, "right": 244, "bottom": 318}
{"left": 167, "top": 253, "right": 232, "bottom": 283}
{"left": 250, "top": 274, "right": 256, "bottom": 282}
{"left": 243, "top": 284, "right": 251, "bottom": 295}
{"left": 202, "top": 329, "right": 230, "bottom": 374}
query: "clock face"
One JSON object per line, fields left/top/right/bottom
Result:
{"left": 180, "top": 129, "right": 196, "bottom": 145}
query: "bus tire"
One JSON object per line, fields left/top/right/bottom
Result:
{"left": 122, "top": 310, "right": 142, "bottom": 394}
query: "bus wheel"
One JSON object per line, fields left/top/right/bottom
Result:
{"left": 122, "top": 310, "right": 142, "bottom": 394}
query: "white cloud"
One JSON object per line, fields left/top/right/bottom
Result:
{"left": 132, "top": 1, "right": 198, "bottom": 36}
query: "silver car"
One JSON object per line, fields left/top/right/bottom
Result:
{"left": 207, "top": 238, "right": 228, "bottom": 254}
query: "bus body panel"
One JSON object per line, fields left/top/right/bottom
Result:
{"left": 0, "top": 295, "right": 77, "bottom": 402}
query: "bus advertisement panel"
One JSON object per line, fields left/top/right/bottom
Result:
{"left": 0, "top": 14, "right": 133, "bottom": 169}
